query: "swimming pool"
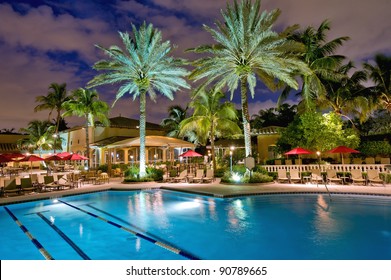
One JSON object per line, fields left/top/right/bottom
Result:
{"left": 1, "top": 190, "right": 391, "bottom": 260}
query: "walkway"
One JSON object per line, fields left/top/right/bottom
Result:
{"left": 1, "top": 177, "right": 390, "bottom": 205}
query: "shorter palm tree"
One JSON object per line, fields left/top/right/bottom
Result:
{"left": 18, "top": 120, "right": 56, "bottom": 156}
{"left": 62, "top": 88, "right": 110, "bottom": 169}
{"left": 179, "top": 89, "right": 242, "bottom": 171}
{"left": 364, "top": 54, "right": 391, "bottom": 112}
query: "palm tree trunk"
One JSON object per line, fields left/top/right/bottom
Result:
{"left": 210, "top": 123, "right": 217, "bottom": 171}
{"left": 241, "top": 77, "right": 252, "bottom": 157}
{"left": 85, "top": 116, "right": 90, "bottom": 170}
{"left": 139, "top": 91, "right": 147, "bottom": 177}
{"left": 54, "top": 109, "right": 61, "bottom": 153}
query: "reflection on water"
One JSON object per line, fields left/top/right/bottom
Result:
{"left": 227, "top": 199, "right": 249, "bottom": 233}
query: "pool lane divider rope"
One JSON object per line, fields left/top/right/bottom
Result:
{"left": 58, "top": 200, "right": 200, "bottom": 260}
{"left": 36, "top": 212, "right": 90, "bottom": 260}
{"left": 4, "top": 207, "right": 54, "bottom": 260}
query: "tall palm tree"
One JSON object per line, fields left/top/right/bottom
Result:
{"left": 280, "top": 20, "right": 349, "bottom": 107}
{"left": 88, "top": 22, "right": 190, "bottom": 177}
{"left": 364, "top": 54, "right": 391, "bottom": 112}
{"left": 17, "top": 120, "right": 55, "bottom": 156}
{"left": 34, "top": 83, "right": 70, "bottom": 151}
{"left": 179, "top": 89, "right": 242, "bottom": 171}
{"left": 188, "top": 0, "right": 309, "bottom": 157}
{"left": 62, "top": 88, "right": 110, "bottom": 169}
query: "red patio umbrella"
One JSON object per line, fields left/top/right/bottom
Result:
{"left": 284, "top": 147, "right": 313, "bottom": 155}
{"left": 56, "top": 152, "right": 72, "bottom": 158}
{"left": 284, "top": 147, "right": 313, "bottom": 165}
{"left": 325, "top": 145, "right": 360, "bottom": 171}
{"left": 0, "top": 154, "right": 10, "bottom": 163}
{"left": 17, "top": 154, "right": 45, "bottom": 174}
{"left": 63, "top": 153, "right": 88, "bottom": 161}
{"left": 45, "top": 154, "right": 65, "bottom": 161}
{"left": 179, "top": 150, "right": 203, "bottom": 158}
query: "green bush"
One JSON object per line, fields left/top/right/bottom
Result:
{"left": 359, "top": 141, "right": 391, "bottom": 157}
{"left": 220, "top": 171, "right": 273, "bottom": 184}
{"left": 123, "top": 166, "right": 163, "bottom": 181}
{"left": 123, "top": 176, "right": 155, "bottom": 183}
{"left": 214, "top": 168, "right": 227, "bottom": 178}
{"left": 248, "top": 172, "right": 274, "bottom": 183}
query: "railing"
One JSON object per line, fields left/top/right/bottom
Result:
{"left": 263, "top": 164, "right": 390, "bottom": 173}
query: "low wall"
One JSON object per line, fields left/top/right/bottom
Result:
{"left": 263, "top": 164, "right": 390, "bottom": 173}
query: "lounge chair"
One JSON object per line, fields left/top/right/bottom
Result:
{"left": 289, "top": 169, "right": 302, "bottom": 183}
{"left": 3, "top": 179, "right": 21, "bottom": 196}
{"left": 365, "top": 157, "right": 375, "bottom": 164}
{"left": 173, "top": 170, "right": 187, "bottom": 183}
{"left": 311, "top": 169, "right": 324, "bottom": 184}
{"left": 20, "top": 177, "right": 37, "bottom": 194}
{"left": 326, "top": 169, "right": 342, "bottom": 185}
{"left": 277, "top": 169, "right": 289, "bottom": 183}
{"left": 192, "top": 169, "right": 205, "bottom": 183}
{"left": 350, "top": 169, "right": 366, "bottom": 185}
{"left": 367, "top": 169, "right": 385, "bottom": 186}
{"left": 43, "top": 175, "right": 63, "bottom": 191}
{"left": 202, "top": 169, "right": 214, "bottom": 183}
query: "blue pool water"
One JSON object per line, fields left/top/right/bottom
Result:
{"left": 1, "top": 190, "right": 391, "bottom": 260}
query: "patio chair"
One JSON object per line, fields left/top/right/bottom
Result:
{"left": 326, "top": 169, "right": 342, "bottom": 185}
{"left": 20, "top": 177, "right": 37, "bottom": 194}
{"left": 192, "top": 169, "right": 205, "bottom": 183}
{"left": 289, "top": 169, "right": 302, "bottom": 183}
{"left": 173, "top": 170, "right": 187, "bottom": 183}
{"left": 367, "top": 169, "right": 385, "bottom": 186}
{"left": 96, "top": 172, "right": 110, "bottom": 184}
{"left": 3, "top": 179, "right": 21, "bottom": 196}
{"left": 277, "top": 169, "right": 289, "bottom": 183}
{"left": 311, "top": 169, "right": 324, "bottom": 184}
{"left": 350, "top": 169, "right": 366, "bottom": 185}
{"left": 202, "top": 169, "right": 214, "bottom": 183}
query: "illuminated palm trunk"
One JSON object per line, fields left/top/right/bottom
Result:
{"left": 85, "top": 116, "right": 90, "bottom": 169}
{"left": 139, "top": 91, "right": 146, "bottom": 177}
{"left": 241, "top": 77, "right": 252, "bottom": 157}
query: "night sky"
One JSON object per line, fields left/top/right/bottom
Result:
{"left": 0, "top": 0, "right": 390, "bottom": 131}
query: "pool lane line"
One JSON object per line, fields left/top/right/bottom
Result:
{"left": 58, "top": 199, "right": 200, "bottom": 260}
{"left": 3, "top": 207, "right": 54, "bottom": 260}
{"left": 36, "top": 212, "right": 90, "bottom": 260}
{"left": 85, "top": 203, "right": 192, "bottom": 257}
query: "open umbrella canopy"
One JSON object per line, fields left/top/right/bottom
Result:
{"left": 63, "top": 153, "right": 88, "bottom": 160}
{"left": 1, "top": 153, "right": 25, "bottom": 161}
{"left": 179, "top": 150, "right": 203, "bottom": 157}
{"left": 326, "top": 146, "right": 360, "bottom": 154}
{"left": 17, "top": 154, "right": 45, "bottom": 162}
{"left": 45, "top": 154, "right": 64, "bottom": 161}
{"left": 284, "top": 147, "right": 313, "bottom": 155}
{"left": 56, "top": 152, "right": 72, "bottom": 158}
{"left": 0, "top": 154, "right": 11, "bottom": 163}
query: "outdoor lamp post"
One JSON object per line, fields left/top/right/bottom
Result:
{"left": 154, "top": 154, "right": 158, "bottom": 167}
{"left": 130, "top": 155, "right": 134, "bottom": 168}
{"left": 316, "top": 151, "right": 321, "bottom": 169}
{"left": 229, "top": 150, "right": 233, "bottom": 173}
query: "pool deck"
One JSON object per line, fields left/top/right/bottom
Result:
{"left": 1, "top": 177, "right": 391, "bottom": 205}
